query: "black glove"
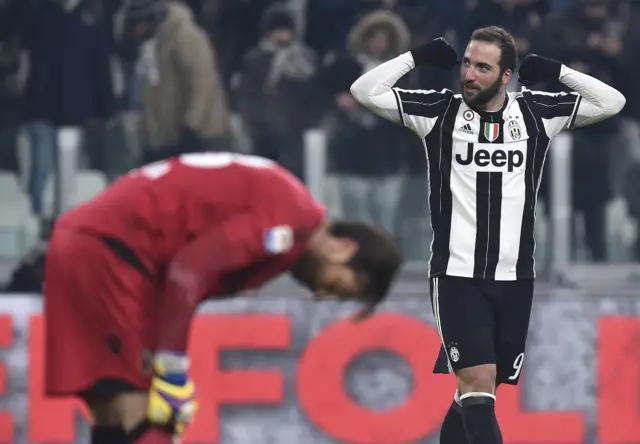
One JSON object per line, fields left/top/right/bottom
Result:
{"left": 518, "top": 54, "right": 562, "bottom": 87}
{"left": 410, "top": 37, "right": 458, "bottom": 68}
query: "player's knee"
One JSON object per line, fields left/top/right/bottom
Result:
{"left": 456, "top": 363, "right": 497, "bottom": 395}
{"left": 88, "top": 398, "right": 120, "bottom": 428}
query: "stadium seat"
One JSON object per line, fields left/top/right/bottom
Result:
{"left": 0, "top": 171, "right": 31, "bottom": 215}
{"left": 75, "top": 170, "right": 109, "bottom": 202}
{"left": 606, "top": 197, "right": 635, "bottom": 262}
{"left": 0, "top": 203, "right": 40, "bottom": 261}
{"left": 42, "top": 170, "right": 108, "bottom": 218}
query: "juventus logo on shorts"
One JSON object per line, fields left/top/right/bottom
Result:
{"left": 449, "top": 345, "right": 460, "bottom": 362}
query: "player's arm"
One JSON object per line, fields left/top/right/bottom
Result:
{"left": 349, "top": 51, "right": 415, "bottom": 124}
{"left": 558, "top": 65, "right": 626, "bottom": 128}
{"left": 155, "top": 213, "right": 266, "bottom": 352}
{"left": 147, "top": 216, "right": 266, "bottom": 433}
{"left": 518, "top": 54, "right": 626, "bottom": 137}
{"left": 350, "top": 38, "right": 458, "bottom": 138}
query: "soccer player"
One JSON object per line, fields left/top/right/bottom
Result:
{"left": 43, "top": 152, "right": 403, "bottom": 444}
{"left": 350, "top": 26, "right": 624, "bottom": 444}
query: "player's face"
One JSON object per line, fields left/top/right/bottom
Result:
{"left": 460, "top": 41, "right": 509, "bottom": 107}
{"left": 128, "top": 19, "right": 157, "bottom": 43}
{"left": 291, "top": 237, "right": 363, "bottom": 300}
{"left": 367, "top": 29, "right": 391, "bottom": 59}
{"left": 269, "top": 28, "right": 294, "bottom": 46}
{"left": 312, "top": 264, "right": 363, "bottom": 301}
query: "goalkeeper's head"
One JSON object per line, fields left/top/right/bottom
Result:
{"left": 291, "top": 220, "right": 404, "bottom": 318}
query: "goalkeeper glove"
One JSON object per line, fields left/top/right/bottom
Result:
{"left": 410, "top": 37, "right": 459, "bottom": 68}
{"left": 147, "top": 351, "right": 197, "bottom": 437}
{"left": 518, "top": 54, "right": 562, "bottom": 87}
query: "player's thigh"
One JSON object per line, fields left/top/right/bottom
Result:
{"left": 430, "top": 276, "right": 496, "bottom": 371}
{"left": 495, "top": 279, "right": 534, "bottom": 385}
{"left": 44, "top": 227, "right": 151, "bottom": 397}
{"left": 87, "top": 395, "right": 120, "bottom": 428}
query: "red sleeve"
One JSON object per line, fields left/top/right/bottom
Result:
{"left": 155, "top": 212, "right": 266, "bottom": 352}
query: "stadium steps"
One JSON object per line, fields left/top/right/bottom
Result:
{"left": 0, "top": 172, "right": 40, "bottom": 262}
{"left": 41, "top": 170, "right": 108, "bottom": 219}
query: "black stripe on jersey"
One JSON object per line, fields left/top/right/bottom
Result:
{"left": 427, "top": 95, "right": 461, "bottom": 277}
{"left": 472, "top": 171, "right": 504, "bottom": 278}
{"left": 473, "top": 171, "right": 490, "bottom": 276}
{"left": 568, "top": 95, "right": 582, "bottom": 129}
{"left": 527, "top": 91, "right": 579, "bottom": 120}
{"left": 516, "top": 96, "right": 550, "bottom": 278}
{"left": 473, "top": 113, "right": 505, "bottom": 278}
{"left": 395, "top": 89, "right": 453, "bottom": 118}
{"left": 486, "top": 173, "right": 503, "bottom": 275}
{"left": 391, "top": 89, "right": 406, "bottom": 126}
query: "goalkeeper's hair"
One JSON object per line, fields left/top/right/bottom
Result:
{"left": 470, "top": 26, "right": 518, "bottom": 73}
{"left": 330, "top": 220, "right": 404, "bottom": 315}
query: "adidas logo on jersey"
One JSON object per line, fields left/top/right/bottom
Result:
{"left": 458, "top": 124, "right": 473, "bottom": 135}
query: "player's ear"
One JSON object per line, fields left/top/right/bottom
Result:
{"left": 327, "top": 236, "right": 359, "bottom": 263}
{"left": 502, "top": 68, "right": 512, "bottom": 85}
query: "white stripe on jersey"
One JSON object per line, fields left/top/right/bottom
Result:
{"left": 447, "top": 144, "right": 477, "bottom": 277}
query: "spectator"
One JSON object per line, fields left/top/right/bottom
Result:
{"left": 322, "top": 10, "right": 410, "bottom": 236}
{"left": 122, "top": 0, "right": 231, "bottom": 165}
{"left": 619, "top": 1, "right": 640, "bottom": 261}
{"left": 305, "top": 0, "right": 362, "bottom": 57}
{"left": 535, "top": 0, "right": 622, "bottom": 261}
{"left": 20, "top": 0, "right": 114, "bottom": 216}
{"left": 0, "top": 0, "right": 21, "bottom": 172}
{"left": 392, "top": 0, "right": 467, "bottom": 53}
{"left": 198, "top": 0, "right": 282, "bottom": 92}
{"left": 233, "top": 3, "right": 321, "bottom": 180}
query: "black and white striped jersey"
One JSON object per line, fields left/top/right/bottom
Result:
{"left": 393, "top": 87, "right": 579, "bottom": 280}
{"left": 351, "top": 52, "right": 625, "bottom": 281}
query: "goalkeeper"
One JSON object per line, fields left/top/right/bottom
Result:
{"left": 43, "top": 153, "right": 403, "bottom": 443}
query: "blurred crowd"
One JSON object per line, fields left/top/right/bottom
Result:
{"left": 0, "top": 0, "right": 639, "bottom": 273}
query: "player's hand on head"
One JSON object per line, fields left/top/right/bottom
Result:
{"left": 147, "top": 351, "right": 198, "bottom": 438}
{"left": 517, "top": 53, "right": 562, "bottom": 87}
{"left": 410, "top": 37, "right": 459, "bottom": 69}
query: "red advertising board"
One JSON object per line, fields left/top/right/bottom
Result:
{"left": 0, "top": 313, "right": 637, "bottom": 443}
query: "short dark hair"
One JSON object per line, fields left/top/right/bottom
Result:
{"left": 330, "top": 220, "right": 404, "bottom": 315}
{"left": 470, "top": 26, "right": 518, "bottom": 73}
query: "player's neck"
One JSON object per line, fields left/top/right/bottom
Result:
{"left": 474, "top": 91, "right": 507, "bottom": 113}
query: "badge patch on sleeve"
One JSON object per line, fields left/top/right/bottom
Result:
{"left": 264, "top": 225, "right": 294, "bottom": 254}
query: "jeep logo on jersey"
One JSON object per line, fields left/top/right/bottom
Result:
{"left": 455, "top": 143, "right": 524, "bottom": 172}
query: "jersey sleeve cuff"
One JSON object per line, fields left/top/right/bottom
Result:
{"left": 567, "top": 94, "right": 582, "bottom": 129}
{"left": 391, "top": 88, "right": 406, "bottom": 127}
{"left": 399, "top": 51, "right": 416, "bottom": 70}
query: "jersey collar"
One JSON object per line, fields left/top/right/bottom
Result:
{"left": 467, "top": 93, "right": 509, "bottom": 122}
